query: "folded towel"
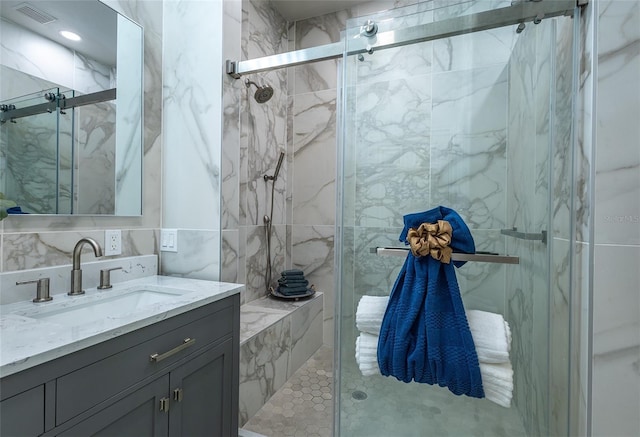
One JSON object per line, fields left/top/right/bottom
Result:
{"left": 479, "top": 362, "right": 513, "bottom": 407}
{"left": 281, "top": 269, "right": 305, "bottom": 277}
{"left": 278, "top": 278, "right": 309, "bottom": 287}
{"left": 355, "top": 333, "right": 380, "bottom": 376}
{"left": 356, "top": 296, "right": 389, "bottom": 335}
{"left": 467, "top": 310, "right": 512, "bottom": 364}
{"left": 276, "top": 285, "right": 310, "bottom": 296}
{"left": 356, "top": 332, "right": 513, "bottom": 408}
{"left": 6, "top": 206, "right": 28, "bottom": 214}
{"left": 378, "top": 206, "right": 484, "bottom": 398}
{"left": 358, "top": 295, "right": 511, "bottom": 365}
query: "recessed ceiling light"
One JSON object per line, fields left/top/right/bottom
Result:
{"left": 59, "top": 30, "right": 81, "bottom": 41}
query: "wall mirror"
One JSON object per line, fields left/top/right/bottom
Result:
{"left": 0, "top": 0, "right": 143, "bottom": 217}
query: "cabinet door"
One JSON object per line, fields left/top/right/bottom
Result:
{"left": 56, "top": 375, "right": 169, "bottom": 437}
{"left": 169, "top": 338, "right": 234, "bottom": 437}
{"left": 0, "top": 385, "right": 44, "bottom": 437}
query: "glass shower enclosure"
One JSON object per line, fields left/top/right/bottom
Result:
{"left": 335, "top": 1, "right": 578, "bottom": 436}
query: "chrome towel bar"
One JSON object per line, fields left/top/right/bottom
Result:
{"left": 370, "top": 247, "right": 520, "bottom": 264}
{"left": 500, "top": 228, "right": 547, "bottom": 244}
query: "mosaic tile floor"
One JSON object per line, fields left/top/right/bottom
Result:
{"left": 242, "top": 345, "right": 334, "bottom": 437}
{"left": 243, "top": 341, "right": 525, "bottom": 437}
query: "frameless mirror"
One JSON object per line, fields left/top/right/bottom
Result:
{"left": 0, "top": 0, "right": 143, "bottom": 217}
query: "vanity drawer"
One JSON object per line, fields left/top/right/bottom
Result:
{"left": 55, "top": 303, "right": 233, "bottom": 426}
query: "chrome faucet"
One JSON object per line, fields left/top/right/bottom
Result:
{"left": 69, "top": 237, "right": 103, "bottom": 296}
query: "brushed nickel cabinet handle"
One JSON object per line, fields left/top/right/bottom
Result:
{"left": 159, "top": 397, "right": 170, "bottom": 412}
{"left": 149, "top": 338, "right": 196, "bottom": 363}
{"left": 173, "top": 388, "right": 183, "bottom": 402}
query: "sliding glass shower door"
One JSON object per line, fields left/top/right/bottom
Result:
{"left": 335, "top": 1, "right": 577, "bottom": 435}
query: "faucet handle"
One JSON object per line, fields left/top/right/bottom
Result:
{"left": 98, "top": 267, "right": 122, "bottom": 290}
{"left": 16, "top": 278, "right": 52, "bottom": 303}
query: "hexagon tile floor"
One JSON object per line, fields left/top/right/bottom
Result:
{"left": 241, "top": 345, "right": 334, "bottom": 437}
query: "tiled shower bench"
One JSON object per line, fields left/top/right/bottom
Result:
{"left": 238, "top": 292, "right": 323, "bottom": 426}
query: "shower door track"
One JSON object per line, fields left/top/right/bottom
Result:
{"left": 0, "top": 89, "right": 116, "bottom": 123}
{"left": 226, "top": 0, "right": 577, "bottom": 78}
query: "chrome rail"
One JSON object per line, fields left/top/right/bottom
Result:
{"left": 0, "top": 88, "right": 116, "bottom": 123}
{"left": 226, "top": 0, "right": 576, "bottom": 78}
{"left": 370, "top": 247, "right": 520, "bottom": 264}
{"left": 500, "top": 228, "right": 547, "bottom": 243}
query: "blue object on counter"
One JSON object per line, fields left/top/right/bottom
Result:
{"left": 7, "top": 206, "right": 29, "bottom": 214}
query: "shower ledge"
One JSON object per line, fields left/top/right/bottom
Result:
{"left": 239, "top": 292, "right": 324, "bottom": 426}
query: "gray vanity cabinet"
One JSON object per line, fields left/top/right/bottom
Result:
{"left": 56, "top": 375, "right": 170, "bottom": 437}
{"left": 0, "top": 294, "right": 239, "bottom": 437}
{"left": 0, "top": 385, "right": 45, "bottom": 436}
{"left": 168, "top": 338, "right": 234, "bottom": 436}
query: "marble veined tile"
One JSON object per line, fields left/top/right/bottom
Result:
{"left": 431, "top": 65, "right": 508, "bottom": 229}
{"left": 354, "top": 77, "right": 432, "bottom": 145}
{"left": 354, "top": 41, "right": 432, "bottom": 87}
{"left": 239, "top": 317, "right": 291, "bottom": 426}
{"left": 295, "top": 9, "right": 352, "bottom": 93}
{"left": 433, "top": 26, "right": 515, "bottom": 73}
{"left": 594, "top": 0, "right": 640, "bottom": 245}
{"left": 289, "top": 293, "right": 323, "bottom": 376}
{"left": 76, "top": 102, "right": 116, "bottom": 215}
{"left": 240, "top": 305, "right": 289, "bottom": 344}
{"left": 160, "top": 230, "right": 220, "bottom": 281}
{"left": 592, "top": 244, "right": 640, "bottom": 437}
{"left": 291, "top": 225, "right": 334, "bottom": 345}
{"left": 292, "top": 90, "right": 337, "bottom": 226}
{"left": 162, "top": 0, "right": 222, "bottom": 230}
{"left": 244, "top": 224, "right": 286, "bottom": 304}
{"left": 353, "top": 226, "right": 406, "bottom": 299}
{"left": 353, "top": 78, "right": 432, "bottom": 228}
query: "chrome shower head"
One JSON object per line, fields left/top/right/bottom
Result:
{"left": 245, "top": 79, "right": 274, "bottom": 103}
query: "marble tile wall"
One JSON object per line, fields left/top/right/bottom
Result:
{"left": 589, "top": 1, "right": 640, "bottom": 435}
{"left": 222, "top": 0, "right": 289, "bottom": 304}
{"left": 160, "top": 0, "right": 224, "bottom": 281}
{"left": 76, "top": 102, "right": 117, "bottom": 215}
{"left": 0, "top": 0, "right": 163, "bottom": 282}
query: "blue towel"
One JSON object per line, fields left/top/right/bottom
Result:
{"left": 278, "top": 278, "right": 309, "bottom": 287}
{"left": 277, "top": 285, "right": 310, "bottom": 296}
{"left": 281, "top": 269, "right": 305, "bottom": 277}
{"left": 6, "top": 206, "right": 28, "bottom": 214}
{"left": 377, "top": 206, "right": 484, "bottom": 399}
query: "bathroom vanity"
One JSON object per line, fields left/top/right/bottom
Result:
{"left": 0, "top": 276, "right": 242, "bottom": 436}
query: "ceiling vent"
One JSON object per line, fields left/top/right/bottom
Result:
{"left": 14, "top": 3, "right": 57, "bottom": 24}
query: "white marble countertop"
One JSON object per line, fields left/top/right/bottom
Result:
{"left": 0, "top": 275, "right": 244, "bottom": 378}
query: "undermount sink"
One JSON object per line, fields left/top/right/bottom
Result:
{"left": 28, "top": 286, "right": 191, "bottom": 326}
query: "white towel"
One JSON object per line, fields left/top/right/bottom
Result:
{"left": 479, "top": 362, "right": 513, "bottom": 408}
{"left": 467, "top": 310, "right": 512, "bottom": 364}
{"left": 355, "top": 333, "right": 513, "bottom": 408}
{"left": 354, "top": 296, "right": 514, "bottom": 407}
{"left": 355, "top": 333, "right": 380, "bottom": 376}
{"left": 356, "top": 295, "right": 389, "bottom": 335}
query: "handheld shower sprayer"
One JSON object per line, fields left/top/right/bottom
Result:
{"left": 263, "top": 150, "right": 285, "bottom": 296}
{"left": 264, "top": 151, "right": 285, "bottom": 182}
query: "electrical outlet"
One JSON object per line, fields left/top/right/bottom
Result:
{"left": 161, "top": 229, "right": 178, "bottom": 252}
{"left": 105, "top": 230, "right": 122, "bottom": 256}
